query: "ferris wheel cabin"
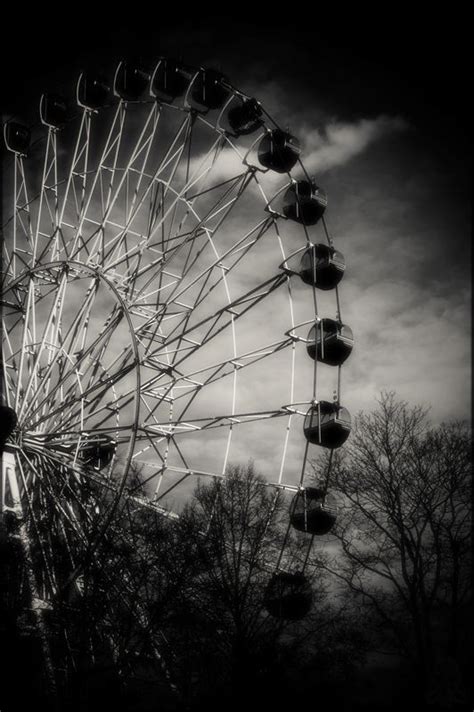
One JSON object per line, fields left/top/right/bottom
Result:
{"left": 113, "top": 61, "right": 150, "bottom": 101}
{"left": 258, "top": 129, "right": 301, "bottom": 173}
{"left": 190, "top": 68, "right": 229, "bottom": 110}
{"left": 76, "top": 74, "right": 110, "bottom": 110}
{"left": 306, "top": 319, "right": 354, "bottom": 366}
{"left": 0, "top": 406, "right": 17, "bottom": 448}
{"left": 4, "top": 122, "right": 31, "bottom": 155}
{"left": 227, "top": 98, "right": 263, "bottom": 136}
{"left": 39, "top": 94, "right": 68, "bottom": 128}
{"left": 79, "top": 437, "right": 116, "bottom": 470}
{"left": 290, "top": 487, "right": 337, "bottom": 535}
{"left": 283, "top": 180, "right": 327, "bottom": 225}
{"left": 299, "top": 244, "right": 345, "bottom": 290}
{"left": 150, "top": 59, "right": 189, "bottom": 103}
{"left": 304, "top": 402, "right": 351, "bottom": 449}
{"left": 264, "top": 571, "right": 313, "bottom": 620}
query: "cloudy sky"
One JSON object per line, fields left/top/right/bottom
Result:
{"left": 1, "top": 12, "right": 470, "bottom": 490}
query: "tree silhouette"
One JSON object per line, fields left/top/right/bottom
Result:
{"left": 160, "top": 462, "right": 299, "bottom": 706}
{"left": 154, "top": 461, "right": 365, "bottom": 710}
{"left": 312, "top": 392, "right": 472, "bottom": 706}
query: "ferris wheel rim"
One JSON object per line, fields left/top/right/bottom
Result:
{"left": 1, "top": 57, "right": 352, "bottom": 609}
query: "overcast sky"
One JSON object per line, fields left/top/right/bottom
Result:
{"left": 1, "top": 12, "right": 470, "bottom": 489}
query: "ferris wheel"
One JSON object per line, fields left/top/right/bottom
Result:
{"left": 1, "top": 58, "right": 353, "bottom": 702}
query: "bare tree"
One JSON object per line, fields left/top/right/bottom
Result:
{"left": 161, "top": 462, "right": 339, "bottom": 708}
{"left": 165, "top": 463, "right": 289, "bottom": 702}
{"left": 312, "top": 392, "right": 471, "bottom": 704}
{"left": 108, "top": 463, "right": 370, "bottom": 708}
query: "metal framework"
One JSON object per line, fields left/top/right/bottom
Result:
{"left": 1, "top": 60, "right": 350, "bottom": 705}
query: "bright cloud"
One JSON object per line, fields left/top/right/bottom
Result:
{"left": 182, "top": 115, "right": 409, "bottom": 200}
{"left": 301, "top": 115, "right": 409, "bottom": 173}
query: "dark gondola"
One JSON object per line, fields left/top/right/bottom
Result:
{"left": 0, "top": 406, "right": 17, "bottom": 456}
{"left": 80, "top": 437, "right": 116, "bottom": 470}
{"left": 0, "top": 406, "right": 17, "bottom": 442}
{"left": 4, "top": 122, "right": 30, "bottom": 155}
{"left": 303, "top": 401, "right": 351, "bottom": 448}
{"left": 227, "top": 98, "right": 263, "bottom": 136}
{"left": 299, "top": 243, "right": 345, "bottom": 290}
{"left": 306, "top": 319, "right": 354, "bottom": 366}
{"left": 114, "top": 61, "right": 150, "bottom": 101}
{"left": 282, "top": 180, "right": 327, "bottom": 225}
{"left": 40, "top": 94, "right": 68, "bottom": 128}
{"left": 77, "top": 73, "right": 110, "bottom": 110}
{"left": 151, "top": 58, "right": 189, "bottom": 103}
{"left": 258, "top": 129, "right": 301, "bottom": 173}
{"left": 264, "top": 571, "right": 312, "bottom": 620}
{"left": 290, "top": 487, "right": 337, "bottom": 535}
{"left": 190, "top": 68, "right": 229, "bottom": 110}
